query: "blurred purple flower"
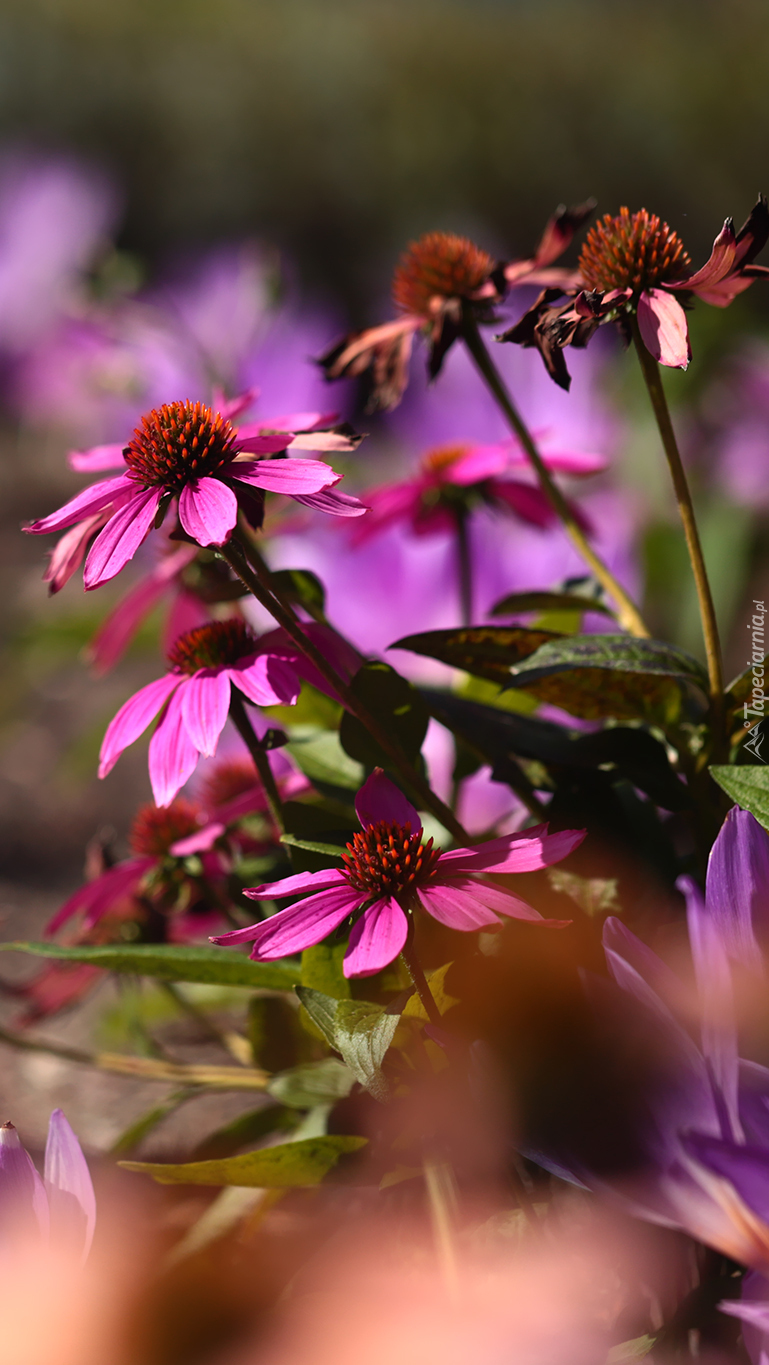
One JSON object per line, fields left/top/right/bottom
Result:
{"left": 0, "top": 1111, "right": 95, "bottom": 1260}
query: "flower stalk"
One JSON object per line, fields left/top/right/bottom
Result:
{"left": 218, "top": 526, "right": 471, "bottom": 843}
{"left": 228, "top": 691, "right": 286, "bottom": 834}
{"left": 400, "top": 930, "right": 444, "bottom": 1028}
{"left": 460, "top": 305, "right": 650, "bottom": 638}
{"left": 631, "top": 322, "right": 725, "bottom": 732}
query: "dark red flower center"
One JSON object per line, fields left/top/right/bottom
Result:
{"left": 578, "top": 208, "right": 691, "bottom": 294}
{"left": 392, "top": 233, "right": 494, "bottom": 317}
{"left": 168, "top": 619, "right": 256, "bottom": 674}
{"left": 123, "top": 401, "right": 238, "bottom": 490}
{"left": 130, "top": 798, "right": 204, "bottom": 857}
{"left": 200, "top": 758, "right": 259, "bottom": 808}
{"left": 341, "top": 820, "right": 441, "bottom": 903}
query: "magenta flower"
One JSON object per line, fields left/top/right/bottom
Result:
{"left": 25, "top": 398, "right": 367, "bottom": 590}
{"left": 0, "top": 1110, "right": 95, "bottom": 1260}
{"left": 213, "top": 768, "right": 584, "bottom": 978}
{"left": 354, "top": 439, "right": 606, "bottom": 541}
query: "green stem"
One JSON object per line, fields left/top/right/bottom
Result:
{"left": 228, "top": 691, "right": 286, "bottom": 834}
{"left": 455, "top": 511, "right": 473, "bottom": 627}
{"left": 218, "top": 529, "right": 471, "bottom": 843}
{"left": 631, "top": 325, "right": 724, "bottom": 735}
{"left": 460, "top": 307, "right": 650, "bottom": 639}
{"left": 400, "top": 930, "right": 443, "bottom": 1028}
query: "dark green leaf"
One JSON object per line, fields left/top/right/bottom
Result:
{"left": 491, "top": 590, "right": 615, "bottom": 619}
{"left": 340, "top": 662, "right": 428, "bottom": 769}
{"left": 267, "top": 1058, "right": 355, "bottom": 1108}
{"left": 391, "top": 626, "right": 561, "bottom": 686}
{"left": 710, "top": 765, "right": 769, "bottom": 829}
{"left": 725, "top": 654, "right": 768, "bottom": 717}
{"left": 0, "top": 942, "right": 298, "bottom": 990}
{"left": 296, "top": 987, "right": 400, "bottom": 1101}
{"left": 279, "top": 833, "right": 346, "bottom": 858}
{"left": 269, "top": 567, "right": 327, "bottom": 620}
{"left": 281, "top": 800, "right": 355, "bottom": 874}
{"left": 120, "top": 1134, "right": 367, "bottom": 1188}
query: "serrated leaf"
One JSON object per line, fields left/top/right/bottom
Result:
{"left": 710, "top": 765, "right": 769, "bottom": 829}
{"left": 267, "top": 1058, "right": 354, "bottom": 1108}
{"left": 339, "top": 661, "right": 428, "bottom": 769}
{"left": 296, "top": 987, "right": 400, "bottom": 1101}
{"left": 491, "top": 590, "right": 615, "bottom": 619}
{"left": 391, "top": 626, "right": 560, "bottom": 686}
{"left": 120, "top": 1134, "right": 367, "bottom": 1188}
{"left": 0, "top": 942, "right": 299, "bottom": 990}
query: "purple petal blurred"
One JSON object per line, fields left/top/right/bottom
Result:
{"left": 707, "top": 807, "right": 768, "bottom": 972}
{"left": 148, "top": 687, "right": 201, "bottom": 806}
{"left": 83, "top": 486, "right": 163, "bottom": 589}
{"left": 0, "top": 1122, "right": 49, "bottom": 1239}
{"left": 68, "top": 443, "right": 125, "bottom": 472}
{"left": 243, "top": 867, "right": 347, "bottom": 901}
{"left": 439, "top": 826, "right": 584, "bottom": 873}
{"left": 178, "top": 477, "right": 238, "bottom": 546}
{"left": 98, "top": 673, "right": 179, "bottom": 778}
{"left": 88, "top": 558, "right": 185, "bottom": 673}
{"left": 44, "top": 1109, "right": 96, "bottom": 1261}
{"left": 683, "top": 1133, "right": 769, "bottom": 1225}
{"left": 487, "top": 478, "right": 556, "bottom": 528}
{"left": 180, "top": 670, "right": 231, "bottom": 757}
{"left": 47, "top": 858, "right": 150, "bottom": 936}
{"left": 231, "top": 653, "right": 300, "bottom": 707}
{"left": 170, "top": 823, "right": 225, "bottom": 856}
{"left": 25, "top": 472, "right": 136, "bottom": 535}
{"left": 637, "top": 290, "right": 691, "bottom": 369}
{"left": 355, "top": 769, "right": 421, "bottom": 831}
{"left": 232, "top": 457, "right": 339, "bottom": 494}
{"left": 681, "top": 875, "right": 742, "bottom": 1139}
{"left": 344, "top": 898, "right": 408, "bottom": 976}
{"left": 292, "top": 488, "right": 369, "bottom": 517}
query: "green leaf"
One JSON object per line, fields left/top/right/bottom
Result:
{"left": 340, "top": 661, "right": 429, "bottom": 769}
{"left": 286, "top": 727, "right": 364, "bottom": 792}
{"left": 295, "top": 987, "right": 400, "bottom": 1101}
{"left": 267, "top": 1058, "right": 355, "bottom": 1108}
{"left": 547, "top": 868, "right": 620, "bottom": 917}
{"left": 710, "top": 764, "right": 769, "bottom": 829}
{"left": 279, "top": 833, "right": 346, "bottom": 858}
{"left": 120, "top": 1134, "right": 367, "bottom": 1188}
{"left": 191, "top": 1105, "right": 299, "bottom": 1161}
{"left": 401, "top": 962, "right": 458, "bottom": 1019}
{"left": 491, "top": 590, "right": 615, "bottom": 619}
{"left": 269, "top": 568, "right": 327, "bottom": 620}
{"left": 300, "top": 940, "right": 351, "bottom": 1000}
{"left": 0, "top": 942, "right": 299, "bottom": 991}
{"left": 391, "top": 626, "right": 561, "bottom": 687}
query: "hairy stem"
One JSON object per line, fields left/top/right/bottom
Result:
{"left": 632, "top": 326, "right": 724, "bottom": 733}
{"left": 228, "top": 691, "right": 286, "bottom": 834}
{"left": 461, "top": 308, "right": 650, "bottom": 638}
{"left": 218, "top": 529, "right": 470, "bottom": 842}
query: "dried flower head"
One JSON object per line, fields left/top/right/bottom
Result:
{"left": 129, "top": 798, "right": 204, "bottom": 857}
{"left": 578, "top": 208, "right": 691, "bottom": 295}
{"left": 392, "top": 232, "right": 494, "bottom": 316}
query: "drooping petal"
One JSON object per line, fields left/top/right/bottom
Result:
{"left": 218, "top": 883, "right": 360, "bottom": 958}
{"left": 0, "top": 1123, "right": 49, "bottom": 1241}
{"left": 231, "top": 457, "right": 339, "bottom": 494}
{"left": 180, "top": 669, "right": 231, "bottom": 757}
{"left": 668, "top": 219, "right": 737, "bottom": 292}
{"left": 242, "top": 867, "right": 348, "bottom": 901}
{"left": 46, "top": 859, "right": 151, "bottom": 936}
{"left": 343, "top": 898, "right": 408, "bottom": 977}
{"left": 287, "top": 430, "right": 361, "bottom": 453}
{"left": 25, "top": 472, "right": 136, "bottom": 536}
{"left": 44, "top": 514, "right": 107, "bottom": 593}
{"left": 488, "top": 479, "right": 556, "bottom": 528}
{"left": 706, "top": 807, "right": 769, "bottom": 973}
{"left": 231, "top": 652, "right": 301, "bottom": 707}
{"left": 439, "top": 825, "right": 585, "bottom": 874}
{"left": 98, "top": 673, "right": 180, "bottom": 779}
{"left": 178, "top": 477, "right": 238, "bottom": 546}
{"left": 291, "top": 489, "right": 369, "bottom": 517}
{"left": 355, "top": 768, "right": 421, "bottom": 831}
{"left": 350, "top": 480, "right": 423, "bottom": 540}
{"left": 469, "top": 876, "right": 570, "bottom": 925}
{"left": 68, "top": 444, "right": 126, "bottom": 473}
{"left": 83, "top": 485, "right": 163, "bottom": 589}
{"left": 681, "top": 875, "right": 742, "bottom": 1141}
{"left": 637, "top": 289, "right": 691, "bottom": 369}
{"left": 44, "top": 1109, "right": 96, "bottom": 1262}
{"left": 258, "top": 624, "right": 363, "bottom": 698}
{"left": 88, "top": 567, "right": 177, "bottom": 674}
{"left": 417, "top": 881, "right": 500, "bottom": 931}
{"left": 147, "top": 685, "right": 201, "bottom": 807}
{"left": 170, "top": 823, "right": 225, "bottom": 856}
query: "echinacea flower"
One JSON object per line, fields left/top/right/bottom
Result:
{"left": 319, "top": 231, "right": 499, "bottom": 412}
{"left": 0, "top": 1110, "right": 95, "bottom": 1260}
{"left": 25, "top": 398, "right": 367, "bottom": 590}
{"left": 98, "top": 618, "right": 356, "bottom": 806}
{"left": 212, "top": 768, "right": 584, "bottom": 978}
{"left": 502, "top": 199, "right": 769, "bottom": 387}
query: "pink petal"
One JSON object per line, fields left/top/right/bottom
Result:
{"left": 343, "top": 898, "right": 408, "bottom": 977}
{"left": 534, "top": 449, "right": 608, "bottom": 475}
{"left": 287, "top": 430, "right": 360, "bottom": 453}
{"left": 292, "top": 489, "right": 369, "bottom": 517}
{"left": 148, "top": 686, "right": 201, "bottom": 807}
{"left": 214, "top": 883, "right": 360, "bottom": 957}
{"left": 637, "top": 290, "right": 691, "bottom": 369}
{"left": 180, "top": 669, "right": 231, "bottom": 756}
{"left": 232, "top": 457, "right": 339, "bottom": 494}
{"left": 418, "top": 882, "right": 500, "bottom": 931}
{"left": 445, "top": 443, "right": 510, "bottom": 485}
{"left": 68, "top": 444, "right": 126, "bottom": 473}
{"left": 259, "top": 624, "right": 363, "bottom": 695}
{"left": 438, "top": 825, "right": 585, "bottom": 873}
{"left": 234, "top": 434, "right": 294, "bottom": 455}
{"left": 351, "top": 481, "right": 423, "bottom": 540}
{"left": 231, "top": 653, "right": 300, "bottom": 707}
{"left": 46, "top": 859, "right": 150, "bottom": 935}
{"left": 170, "top": 823, "right": 225, "bottom": 856}
{"left": 44, "top": 1109, "right": 96, "bottom": 1262}
{"left": 669, "top": 219, "right": 737, "bottom": 291}
{"left": 162, "top": 587, "right": 211, "bottom": 657}
{"left": 355, "top": 769, "right": 421, "bottom": 831}
{"left": 488, "top": 479, "right": 555, "bottom": 528}
{"left": 25, "top": 473, "right": 136, "bottom": 535}
{"left": 178, "top": 477, "right": 238, "bottom": 547}
{"left": 83, "top": 486, "right": 163, "bottom": 589}
{"left": 216, "top": 387, "right": 259, "bottom": 422}
{"left": 254, "top": 410, "right": 338, "bottom": 433}
{"left": 88, "top": 569, "right": 175, "bottom": 674}
{"left": 469, "top": 876, "right": 570, "bottom": 925}
{"left": 244, "top": 868, "right": 347, "bottom": 900}
{"left": 44, "top": 514, "right": 106, "bottom": 593}
{"left": 99, "top": 673, "right": 180, "bottom": 779}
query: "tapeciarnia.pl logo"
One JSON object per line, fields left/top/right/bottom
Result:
{"left": 744, "top": 599, "right": 767, "bottom": 762}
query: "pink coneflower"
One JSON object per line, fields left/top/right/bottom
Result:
{"left": 212, "top": 769, "right": 584, "bottom": 977}
{"left": 503, "top": 200, "right": 769, "bottom": 386}
{"left": 25, "top": 397, "right": 367, "bottom": 590}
